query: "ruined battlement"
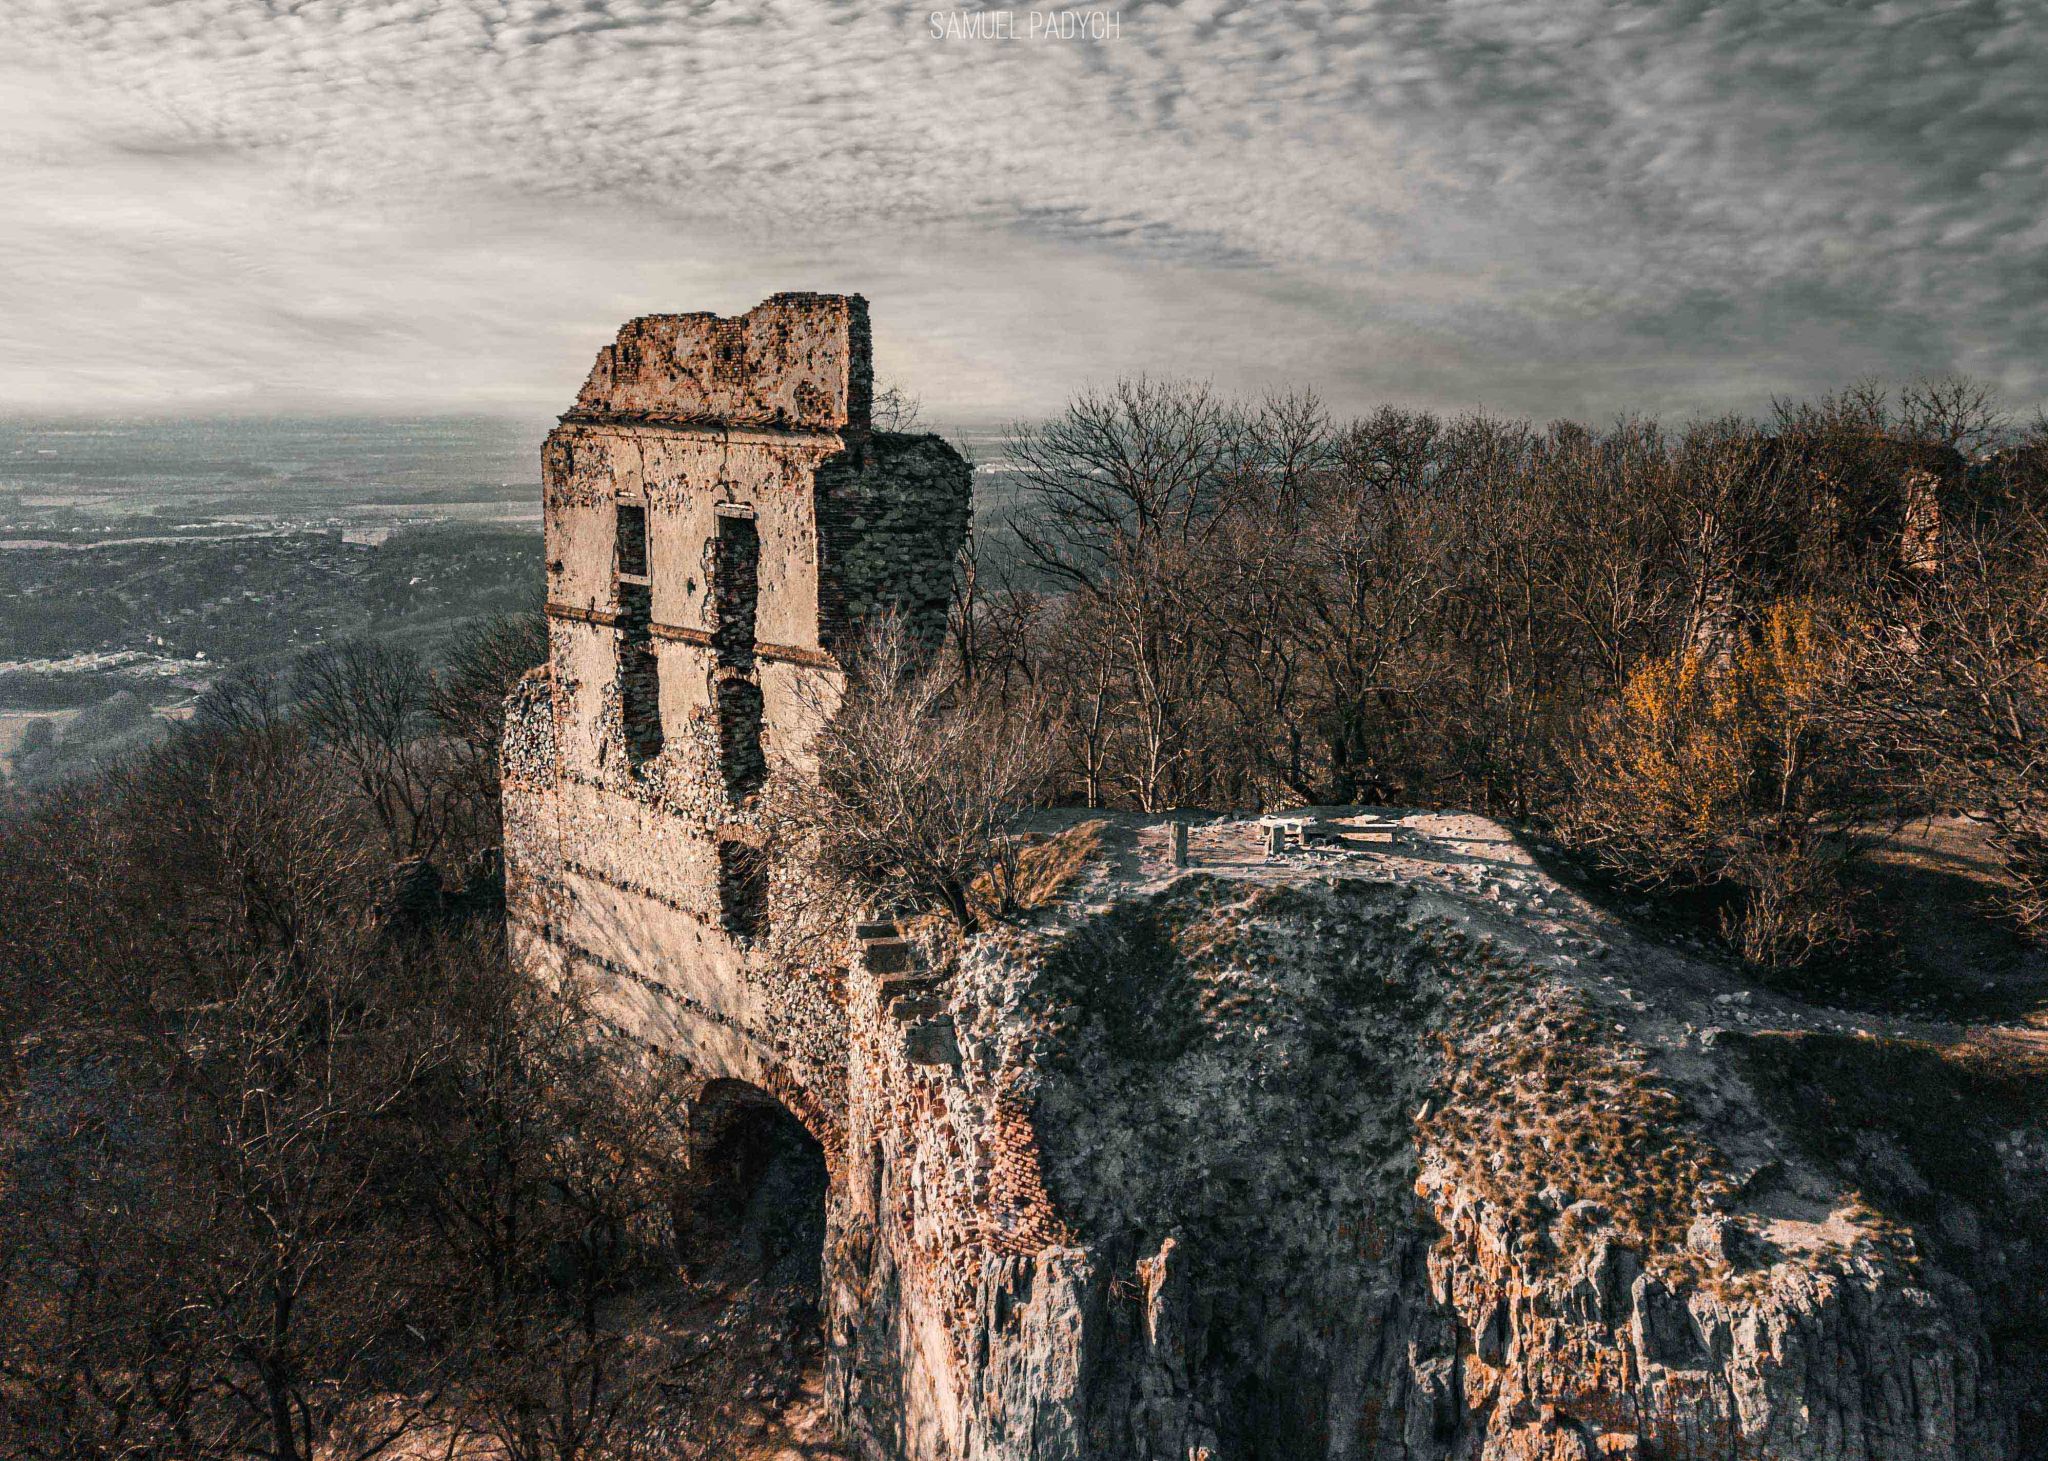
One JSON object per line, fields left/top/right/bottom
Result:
{"left": 567, "top": 292, "right": 873, "bottom": 431}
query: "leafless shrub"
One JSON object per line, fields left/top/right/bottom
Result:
{"left": 782, "top": 615, "right": 1053, "bottom": 929}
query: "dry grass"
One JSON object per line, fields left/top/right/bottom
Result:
{"left": 1064, "top": 882, "right": 1734, "bottom": 1268}
{"left": 1420, "top": 963, "right": 1730, "bottom": 1268}
{"left": 977, "top": 818, "right": 1106, "bottom": 916}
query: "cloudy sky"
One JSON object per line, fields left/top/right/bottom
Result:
{"left": 3, "top": 0, "right": 2042, "bottom": 423}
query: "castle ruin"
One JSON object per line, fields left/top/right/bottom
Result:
{"left": 503, "top": 297, "right": 2028, "bottom": 1461}
{"left": 503, "top": 291, "right": 966, "bottom": 1136}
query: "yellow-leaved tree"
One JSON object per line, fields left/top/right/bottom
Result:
{"left": 1569, "top": 600, "right": 1875, "bottom": 968}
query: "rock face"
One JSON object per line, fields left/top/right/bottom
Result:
{"left": 505, "top": 301, "right": 2045, "bottom": 1461}
{"left": 828, "top": 818, "right": 2035, "bottom": 1461}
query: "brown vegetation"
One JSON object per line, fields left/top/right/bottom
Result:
{"left": 0, "top": 619, "right": 805, "bottom": 1461}
{"left": 959, "top": 377, "right": 2048, "bottom": 972}
{"left": 3, "top": 370, "right": 2043, "bottom": 1457}
{"left": 779, "top": 616, "right": 1054, "bottom": 930}
{"left": 1421, "top": 959, "right": 1730, "bottom": 1266}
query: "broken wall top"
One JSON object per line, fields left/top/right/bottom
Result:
{"left": 567, "top": 292, "right": 872, "bottom": 433}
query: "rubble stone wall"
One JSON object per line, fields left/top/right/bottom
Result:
{"left": 504, "top": 294, "right": 971, "bottom": 1168}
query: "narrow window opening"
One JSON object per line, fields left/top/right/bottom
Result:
{"left": 715, "top": 674, "right": 766, "bottom": 799}
{"left": 710, "top": 508, "right": 764, "bottom": 797}
{"left": 717, "top": 839, "right": 769, "bottom": 940}
{"left": 710, "top": 511, "right": 760, "bottom": 668}
{"left": 615, "top": 502, "right": 661, "bottom": 763}
{"left": 618, "top": 633, "right": 663, "bottom": 763}
{"left": 708, "top": 672, "right": 765, "bottom": 799}
{"left": 615, "top": 502, "right": 649, "bottom": 580}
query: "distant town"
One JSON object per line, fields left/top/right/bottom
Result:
{"left": 0, "top": 415, "right": 554, "bottom": 784}
{"left": 0, "top": 516, "right": 541, "bottom": 783}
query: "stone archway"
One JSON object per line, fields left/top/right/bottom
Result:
{"left": 664, "top": 1078, "right": 843, "bottom": 1455}
{"left": 674, "top": 1077, "right": 830, "bottom": 1296}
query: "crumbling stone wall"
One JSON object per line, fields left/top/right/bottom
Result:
{"left": 570, "top": 294, "right": 873, "bottom": 431}
{"left": 503, "top": 293, "right": 970, "bottom": 1166}
{"left": 816, "top": 433, "right": 972, "bottom": 654}
{"left": 505, "top": 297, "right": 1112, "bottom": 1461}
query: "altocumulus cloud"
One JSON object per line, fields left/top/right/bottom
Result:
{"left": 1, "top": 0, "right": 2042, "bottom": 421}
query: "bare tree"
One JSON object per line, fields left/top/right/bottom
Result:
{"left": 1864, "top": 502, "right": 2048, "bottom": 935}
{"left": 0, "top": 721, "right": 451, "bottom": 1461}
{"left": 431, "top": 612, "right": 549, "bottom": 861}
{"left": 871, "top": 382, "right": 924, "bottom": 433}
{"left": 1007, "top": 379, "right": 1250, "bottom": 810}
{"left": 784, "top": 616, "right": 1053, "bottom": 928}
{"left": 1009, "top": 376, "right": 1242, "bottom": 593}
{"left": 1901, "top": 374, "right": 2008, "bottom": 456}
{"left": 450, "top": 1000, "right": 682, "bottom": 1461}
{"left": 295, "top": 638, "right": 445, "bottom": 862}
{"left": 1, "top": 613, "right": 841, "bottom": 1461}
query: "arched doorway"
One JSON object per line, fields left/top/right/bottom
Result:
{"left": 667, "top": 1073, "right": 835, "bottom": 1450}
{"left": 674, "top": 1077, "right": 829, "bottom": 1293}
{"left": 667, "top": 1079, "right": 837, "bottom": 1451}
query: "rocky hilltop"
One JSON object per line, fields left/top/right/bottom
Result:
{"left": 500, "top": 296, "right": 2044, "bottom": 1461}
{"left": 827, "top": 810, "right": 2046, "bottom": 1461}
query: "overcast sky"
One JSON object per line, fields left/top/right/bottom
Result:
{"left": 2, "top": 0, "right": 2042, "bottom": 424}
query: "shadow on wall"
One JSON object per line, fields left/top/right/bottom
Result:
{"left": 675, "top": 1078, "right": 830, "bottom": 1294}
{"left": 1733, "top": 1029, "right": 2048, "bottom": 1379}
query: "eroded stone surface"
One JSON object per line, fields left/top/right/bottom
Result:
{"left": 825, "top": 814, "right": 2037, "bottom": 1460}
{"left": 570, "top": 292, "right": 873, "bottom": 430}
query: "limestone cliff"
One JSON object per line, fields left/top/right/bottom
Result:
{"left": 826, "top": 812, "right": 2045, "bottom": 1461}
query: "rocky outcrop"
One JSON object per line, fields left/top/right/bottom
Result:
{"left": 825, "top": 814, "right": 2043, "bottom": 1461}
{"left": 505, "top": 298, "right": 2043, "bottom": 1461}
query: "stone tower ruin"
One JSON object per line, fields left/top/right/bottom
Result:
{"left": 501, "top": 292, "right": 969, "bottom": 1141}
